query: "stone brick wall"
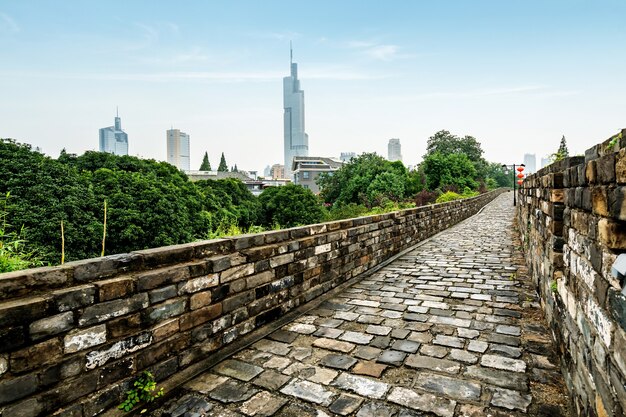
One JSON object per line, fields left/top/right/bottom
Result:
{"left": 516, "top": 130, "right": 626, "bottom": 417}
{"left": 0, "top": 189, "right": 505, "bottom": 417}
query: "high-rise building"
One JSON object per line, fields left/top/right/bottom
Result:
{"left": 388, "top": 138, "right": 402, "bottom": 162}
{"left": 99, "top": 109, "right": 128, "bottom": 155}
{"left": 283, "top": 46, "right": 308, "bottom": 179}
{"left": 270, "top": 164, "right": 285, "bottom": 179}
{"left": 166, "top": 128, "right": 190, "bottom": 172}
{"left": 340, "top": 152, "right": 356, "bottom": 162}
{"left": 523, "top": 153, "right": 537, "bottom": 174}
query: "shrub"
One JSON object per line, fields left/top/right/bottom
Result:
{"left": 414, "top": 190, "right": 438, "bottom": 207}
{"left": 436, "top": 191, "right": 463, "bottom": 203}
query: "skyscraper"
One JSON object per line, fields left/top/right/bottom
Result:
{"left": 388, "top": 138, "right": 402, "bottom": 162}
{"left": 167, "top": 128, "right": 190, "bottom": 172}
{"left": 99, "top": 109, "right": 128, "bottom": 155}
{"left": 523, "top": 153, "right": 536, "bottom": 174}
{"left": 283, "top": 46, "right": 308, "bottom": 179}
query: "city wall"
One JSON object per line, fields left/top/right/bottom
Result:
{"left": 0, "top": 189, "right": 505, "bottom": 417}
{"left": 516, "top": 130, "right": 626, "bottom": 417}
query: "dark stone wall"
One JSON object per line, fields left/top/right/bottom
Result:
{"left": 0, "top": 189, "right": 505, "bottom": 417}
{"left": 516, "top": 129, "right": 626, "bottom": 417}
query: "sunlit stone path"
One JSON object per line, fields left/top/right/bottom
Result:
{"left": 150, "top": 193, "right": 569, "bottom": 417}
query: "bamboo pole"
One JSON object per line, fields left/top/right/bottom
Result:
{"left": 60, "top": 220, "right": 65, "bottom": 264}
{"left": 101, "top": 200, "right": 107, "bottom": 257}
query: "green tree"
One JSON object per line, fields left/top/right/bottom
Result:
{"left": 552, "top": 135, "right": 570, "bottom": 161}
{"left": 421, "top": 152, "right": 478, "bottom": 191}
{"left": 484, "top": 162, "right": 513, "bottom": 188}
{"left": 218, "top": 153, "right": 228, "bottom": 172}
{"left": 424, "top": 130, "right": 487, "bottom": 182}
{"left": 258, "top": 184, "right": 326, "bottom": 228}
{"left": 199, "top": 152, "right": 211, "bottom": 171}
{"left": 318, "top": 153, "right": 408, "bottom": 207}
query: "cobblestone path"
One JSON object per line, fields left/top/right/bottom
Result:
{"left": 153, "top": 194, "right": 570, "bottom": 417}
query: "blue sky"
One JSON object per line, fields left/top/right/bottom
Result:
{"left": 1, "top": 1, "right": 625, "bottom": 172}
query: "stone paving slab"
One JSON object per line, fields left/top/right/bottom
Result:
{"left": 151, "top": 194, "right": 570, "bottom": 417}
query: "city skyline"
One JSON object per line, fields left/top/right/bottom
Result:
{"left": 166, "top": 128, "right": 190, "bottom": 171}
{"left": 1, "top": 1, "right": 625, "bottom": 173}
{"left": 98, "top": 110, "right": 128, "bottom": 156}
{"left": 283, "top": 46, "right": 308, "bottom": 179}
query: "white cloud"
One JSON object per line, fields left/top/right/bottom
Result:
{"left": 345, "top": 39, "right": 409, "bottom": 61}
{"left": 0, "top": 12, "right": 19, "bottom": 34}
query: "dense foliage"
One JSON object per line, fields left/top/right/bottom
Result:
{"left": 258, "top": 184, "right": 326, "bottom": 228}
{"left": 0, "top": 139, "right": 267, "bottom": 265}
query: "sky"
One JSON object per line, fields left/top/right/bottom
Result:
{"left": 1, "top": 0, "right": 625, "bottom": 174}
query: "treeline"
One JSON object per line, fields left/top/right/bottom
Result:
{"left": 0, "top": 130, "right": 511, "bottom": 269}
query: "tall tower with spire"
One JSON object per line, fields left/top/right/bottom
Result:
{"left": 99, "top": 108, "right": 128, "bottom": 155}
{"left": 283, "top": 44, "right": 308, "bottom": 180}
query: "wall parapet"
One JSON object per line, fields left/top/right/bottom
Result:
{"left": 516, "top": 129, "right": 626, "bottom": 416}
{"left": 0, "top": 189, "right": 505, "bottom": 417}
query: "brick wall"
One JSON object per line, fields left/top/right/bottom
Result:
{"left": 0, "top": 189, "right": 505, "bottom": 417}
{"left": 516, "top": 130, "right": 626, "bottom": 417}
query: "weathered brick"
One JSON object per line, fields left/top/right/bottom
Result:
{"left": 616, "top": 148, "right": 626, "bottom": 184}
{"left": 64, "top": 324, "right": 107, "bottom": 353}
{"left": 0, "top": 297, "right": 48, "bottom": 328}
{"left": 107, "top": 313, "right": 141, "bottom": 339}
{"left": 29, "top": 312, "right": 74, "bottom": 341}
{"left": 220, "top": 263, "right": 255, "bottom": 283}
{"left": 598, "top": 218, "right": 626, "bottom": 249}
{"left": 85, "top": 332, "right": 152, "bottom": 369}
{"left": 586, "top": 160, "right": 597, "bottom": 184}
{"left": 179, "top": 303, "right": 222, "bottom": 330}
{"left": 151, "top": 318, "right": 180, "bottom": 342}
{"left": 148, "top": 285, "right": 178, "bottom": 304}
{"left": 223, "top": 290, "right": 255, "bottom": 313}
{"left": 136, "top": 265, "right": 190, "bottom": 291}
{"left": 96, "top": 276, "right": 135, "bottom": 301}
{"left": 11, "top": 338, "right": 63, "bottom": 373}
{"left": 143, "top": 298, "right": 187, "bottom": 325}
{"left": 609, "top": 186, "right": 626, "bottom": 221}
{"left": 79, "top": 293, "right": 149, "bottom": 326}
{"left": 592, "top": 187, "right": 609, "bottom": 217}
{"left": 51, "top": 285, "right": 96, "bottom": 312}
{"left": 596, "top": 153, "right": 616, "bottom": 184}
{"left": 190, "top": 291, "right": 212, "bottom": 310}
{"left": 178, "top": 274, "right": 219, "bottom": 294}
{"left": 0, "top": 373, "right": 38, "bottom": 405}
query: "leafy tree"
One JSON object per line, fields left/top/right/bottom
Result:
{"left": 425, "top": 130, "right": 487, "bottom": 182}
{"left": 258, "top": 184, "right": 326, "bottom": 228}
{"left": 421, "top": 152, "right": 478, "bottom": 191}
{"left": 199, "top": 152, "right": 211, "bottom": 171}
{"left": 218, "top": 153, "right": 228, "bottom": 172}
{"left": 484, "top": 162, "right": 513, "bottom": 188}
{"left": 318, "top": 153, "right": 408, "bottom": 207}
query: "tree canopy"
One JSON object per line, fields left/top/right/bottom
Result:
{"left": 258, "top": 184, "right": 326, "bottom": 228}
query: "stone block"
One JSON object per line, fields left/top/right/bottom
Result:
{"left": 64, "top": 324, "right": 107, "bottom": 353}
{"left": 616, "top": 148, "right": 626, "bottom": 184}
{"left": 607, "top": 288, "right": 626, "bottom": 332}
{"left": 223, "top": 291, "right": 255, "bottom": 313}
{"left": 148, "top": 285, "right": 178, "bottom": 304}
{"left": 85, "top": 331, "right": 152, "bottom": 369}
{"left": 586, "top": 160, "right": 597, "bottom": 184}
{"left": 136, "top": 265, "right": 190, "bottom": 291}
{"left": 177, "top": 274, "right": 219, "bottom": 294}
{"left": 0, "top": 373, "right": 38, "bottom": 405}
{"left": 572, "top": 210, "right": 590, "bottom": 236}
{"left": 179, "top": 303, "right": 222, "bottom": 330}
{"left": 107, "top": 313, "right": 141, "bottom": 339}
{"left": 51, "top": 285, "right": 96, "bottom": 312}
{"left": 585, "top": 297, "right": 614, "bottom": 348}
{"left": 598, "top": 218, "right": 626, "bottom": 249}
{"left": 221, "top": 263, "right": 255, "bottom": 283}
{"left": 96, "top": 276, "right": 135, "bottom": 301}
{"left": 596, "top": 154, "right": 616, "bottom": 184}
{"left": 551, "top": 189, "right": 565, "bottom": 203}
{"left": 79, "top": 293, "right": 149, "bottom": 326}
{"left": 609, "top": 186, "right": 626, "bottom": 221}
{"left": 0, "top": 297, "right": 48, "bottom": 328}
{"left": 144, "top": 298, "right": 187, "bottom": 325}
{"left": 29, "top": 312, "right": 74, "bottom": 341}
{"left": 11, "top": 338, "right": 63, "bottom": 373}
{"left": 592, "top": 187, "right": 609, "bottom": 217}
{"left": 190, "top": 291, "right": 212, "bottom": 310}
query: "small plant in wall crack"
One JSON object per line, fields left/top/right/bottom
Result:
{"left": 118, "top": 371, "right": 164, "bottom": 413}
{"left": 550, "top": 281, "right": 558, "bottom": 294}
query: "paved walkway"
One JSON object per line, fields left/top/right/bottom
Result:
{"left": 152, "top": 194, "right": 569, "bottom": 417}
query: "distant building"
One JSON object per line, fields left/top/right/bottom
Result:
{"left": 340, "top": 152, "right": 356, "bottom": 162}
{"left": 166, "top": 129, "right": 190, "bottom": 172}
{"left": 263, "top": 165, "right": 272, "bottom": 178}
{"left": 270, "top": 164, "right": 285, "bottom": 179}
{"left": 99, "top": 110, "right": 128, "bottom": 155}
{"left": 523, "top": 153, "right": 536, "bottom": 174}
{"left": 186, "top": 170, "right": 264, "bottom": 196}
{"left": 283, "top": 46, "right": 309, "bottom": 179}
{"left": 292, "top": 156, "right": 343, "bottom": 194}
{"left": 388, "top": 138, "right": 402, "bottom": 162}
{"left": 541, "top": 157, "right": 551, "bottom": 169}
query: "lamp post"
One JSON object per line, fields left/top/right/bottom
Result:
{"left": 502, "top": 163, "right": 525, "bottom": 206}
